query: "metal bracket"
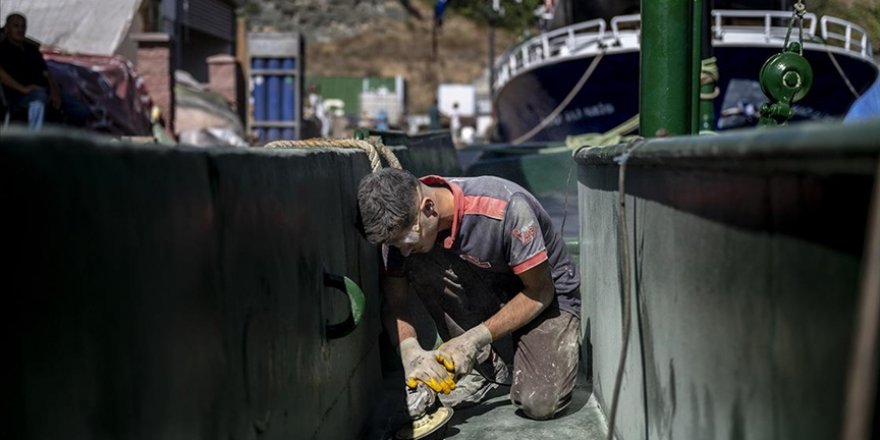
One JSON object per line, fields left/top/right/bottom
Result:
{"left": 323, "top": 273, "right": 365, "bottom": 339}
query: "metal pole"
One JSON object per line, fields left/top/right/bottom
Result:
{"left": 641, "top": 0, "right": 692, "bottom": 137}
{"left": 236, "top": 12, "right": 249, "bottom": 132}
{"left": 698, "top": 0, "right": 716, "bottom": 131}
{"left": 690, "top": 0, "right": 702, "bottom": 134}
{"left": 489, "top": 0, "right": 501, "bottom": 102}
{"left": 489, "top": 23, "right": 495, "bottom": 99}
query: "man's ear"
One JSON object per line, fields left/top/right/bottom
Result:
{"left": 423, "top": 199, "right": 436, "bottom": 217}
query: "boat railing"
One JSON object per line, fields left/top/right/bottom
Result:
{"left": 712, "top": 9, "right": 818, "bottom": 42}
{"left": 494, "top": 10, "right": 875, "bottom": 92}
{"left": 610, "top": 14, "right": 641, "bottom": 44}
{"left": 495, "top": 19, "right": 606, "bottom": 90}
{"left": 821, "top": 15, "right": 872, "bottom": 57}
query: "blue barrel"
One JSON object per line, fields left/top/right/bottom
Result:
{"left": 266, "top": 58, "right": 281, "bottom": 141}
{"left": 251, "top": 58, "right": 266, "bottom": 141}
{"left": 282, "top": 58, "right": 296, "bottom": 139}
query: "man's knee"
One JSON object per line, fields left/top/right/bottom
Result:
{"left": 511, "top": 386, "right": 571, "bottom": 420}
{"left": 517, "top": 396, "right": 557, "bottom": 420}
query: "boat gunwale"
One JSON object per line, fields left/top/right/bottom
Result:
{"left": 494, "top": 10, "right": 878, "bottom": 92}
{"left": 572, "top": 120, "right": 880, "bottom": 174}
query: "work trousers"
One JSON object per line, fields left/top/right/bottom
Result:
{"left": 8, "top": 88, "right": 90, "bottom": 130}
{"left": 404, "top": 247, "right": 580, "bottom": 420}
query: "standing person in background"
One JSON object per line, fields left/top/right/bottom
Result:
{"left": 428, "top": 98, "right": 442, "bottom": 130}
{"left": 450, "top": 102, "right": 461, "bottom": 144}
{"left": 536, "top": 0, "right": 556, "bottom": 32}
{"left": 0, "top": 13, "right": 88, "bottom": 131}
{"left": 308, "top": 84, "right": 331, "bottom": 138}
{"left": 358, "top": 110, "right": 373, "bottom": 129}
{"left": 376, "top": 109, "right": 390, "bottom": 131}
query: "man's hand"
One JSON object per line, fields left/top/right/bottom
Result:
{"left": 21, "top": 84, "right": 43, "bottom": 94}
{"left": 400, "top": 337, "right": 455, "bottom": 394}
{"left": 405, "top": 383, "right": 436, "bottom": 419}
{"left": 436, "top": 324, "right": 493, "bottom": 379}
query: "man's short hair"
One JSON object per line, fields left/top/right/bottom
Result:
{"left": 5, "top": 13, "right": 26, "bottom": 26}
{"left": 357, "top": 168, "right": 419, "bottom": 245}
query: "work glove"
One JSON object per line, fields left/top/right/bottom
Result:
{"left": 404, "top": 382, "right": 436, "bottom": 419}
{"left": 435, "top": 323, "right": 493, "bottom": 379}
{"left": 400, "top": 337, "right": 456, "bottom": 394}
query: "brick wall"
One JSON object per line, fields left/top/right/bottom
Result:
{"left": 207, "top": 54, "right": 238, "bottom": 111}
{"left": 131, "top": 33, "right": 173, "bottom": 134}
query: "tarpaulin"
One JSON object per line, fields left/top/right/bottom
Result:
{"left": 845, "top": 78, "right": 880, "bottom": 123}
{"left": 0, "top": 0, "right": 141, "bottom": 56}
{"left": 44, "top": 50, "right": 152, "bottom": 136}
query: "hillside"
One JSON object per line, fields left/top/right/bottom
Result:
{"left": 246, "top": 0, "right": 521, "bottom": 113}
{"left": 244, "top": 0, "right": 880, "bottom": 114}
{"left": 307, "top": 4, "right": 519, "bottom": 113}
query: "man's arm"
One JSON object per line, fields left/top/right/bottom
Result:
{"left": 0, "top": 66, "right": 38, "bottom": 94}
{"left": 436, "top": 260, "right": 555, "bottom": 378}
{"left": 383, "top": 273, "right": 456, "bottom": 393}
{"left": 381, "top": 275, "right": 418, "bottom": 347}
{"left": 483, "top": 260, "right": 555, "bottom": 340}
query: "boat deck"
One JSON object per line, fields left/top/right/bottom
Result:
{"left": 368, "top": 368, "right": 607, "bottom": 440}
{"left": 445, "top": 376, "right": 606, "bottom": 440}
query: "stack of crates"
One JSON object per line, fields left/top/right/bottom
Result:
{"left": 248, "top": 32, "right": 304, "bottom": 142}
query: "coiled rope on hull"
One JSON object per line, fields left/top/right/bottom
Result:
{"left": 264, "top": 136, "right": 402, "bottom": 172}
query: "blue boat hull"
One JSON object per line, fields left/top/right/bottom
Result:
{"left": 495, "top": 46, "right": 878, "bottom": 142}
{"left": 495, "top": 51, "right": 641, "bottom": 142}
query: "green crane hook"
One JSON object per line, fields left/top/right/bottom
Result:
{"left": 758, "top": 1, "right": 814, "bottom": 126}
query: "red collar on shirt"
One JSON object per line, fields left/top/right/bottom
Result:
{"left": 419, "top": 175, "right": 463, "bottom": 249}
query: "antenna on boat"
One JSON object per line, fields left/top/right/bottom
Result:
{"left": 488, "top": 0, "right": 504, "bottom": 101}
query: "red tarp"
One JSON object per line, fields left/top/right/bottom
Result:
{"left": 43, "top": 50, "right": 152, "bottom": 136}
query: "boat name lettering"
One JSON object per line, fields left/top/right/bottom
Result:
{"left": 552, "top": 102, "right": 616, "bottom": 126}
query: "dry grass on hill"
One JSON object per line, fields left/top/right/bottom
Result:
{"left": 305, "top": 1, "right": 518, "bottom": 113}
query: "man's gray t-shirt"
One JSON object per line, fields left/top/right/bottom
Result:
{"left": 385, "top": 175, "right": 581, "bottom": 317}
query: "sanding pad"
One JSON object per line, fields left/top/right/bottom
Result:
{"left": 394, "top": 406, "right": 454, "bottom": 440}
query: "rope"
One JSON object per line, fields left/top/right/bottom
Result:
{"left": 264, "top": 136, "right": 401, "bottom": 172}
{"left": 511, "top": 51, "right": 605, "bottom": 145}
{"left": 700, "top": 57, "right": 721, "bottom": 100}
{"left": 560, "top": 157, "right": 575, "bottom": 245}
{"left": 367, "top": 135, "right": 403, "bottom": 170}
{"left": 604, "top": 137, "right": 644, "bottom": 440}
{"left": 783, "top": 0, "right": 807, "bottom": 55}
{"left": 564, "top": 114, "right": 640, "bottom": 150}
{"left": 795, "top": 1, "right": 806, "bottom": 53}
{"left": 780, "top": 0, "right": 858, "bottom": 100}
{"left": 556, "top": 117, "right": 643, "bottom": 271}
{"left": 825, "top": 46, "right": 861, "bottom": 99}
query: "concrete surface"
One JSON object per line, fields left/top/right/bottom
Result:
{"left": 444, "top": 377, "right": 606, "bottom": 440}
{"left": 368, "top": 368, "right": 608, "bottom": 440}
